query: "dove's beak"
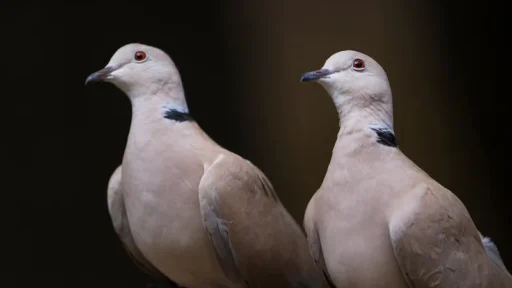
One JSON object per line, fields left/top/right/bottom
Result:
{"left": 300, "top": 68, "right": 334, "bottom": 82}
{"left": 85, "top": 66, "right": 117, "bottom": 86}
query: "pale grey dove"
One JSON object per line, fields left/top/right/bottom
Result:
{"left": 300, "top": 50, "right": 512, "bottom": 288}
{"left": 85, "top": 43, "right": 329, "bottom": 288}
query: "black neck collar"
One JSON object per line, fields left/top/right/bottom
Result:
{"left": 163, "top": 108, "right": 194, "bottom": 123}
{"left": 370, "top": 126, "right": 397, "bottom": 147}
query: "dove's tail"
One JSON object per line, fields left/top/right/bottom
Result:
{"left": 480, "top": 235, "right": 510, "bottom": 274}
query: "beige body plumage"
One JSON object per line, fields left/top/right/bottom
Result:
{"left": 300, "top": 50, "right": 512, "bottom": 288}
{"left": 87, "top": 43, "right": 328, "bottom": 288}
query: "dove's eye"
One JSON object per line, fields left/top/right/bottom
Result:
{"left": 352, "top": 59, "right": 365, "bottom": 71}
{"left": 134, "top": 51, "right": 147, "bottom": 62}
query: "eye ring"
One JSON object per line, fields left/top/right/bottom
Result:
{"left": 134, "top": 51, "right": 147, "bottom": 62}
{"left": 352, "top": 58, "right": 365, "bottom": 71}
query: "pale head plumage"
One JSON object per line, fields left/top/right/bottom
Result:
{"left": 301, "top": 50, "right": 394, "bottom": 129}
{"left": 86, "top": 43, "right": 187, "bottom": 111}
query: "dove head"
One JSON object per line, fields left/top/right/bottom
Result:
{"left": 86, "top": 43, "right": 187, "bottom": 110}
{"left": 300, "top": 50, "right": 392, "bottom": 115}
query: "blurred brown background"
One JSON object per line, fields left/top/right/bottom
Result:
{"left": 2, "top": 1, "right": 508, "bottom": 287}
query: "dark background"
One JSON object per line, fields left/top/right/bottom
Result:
{"left": 2, "top": 1, "right": 509, "bottom": 287}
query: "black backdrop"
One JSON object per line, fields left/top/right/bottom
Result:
{"left": 2, "top": 1, "right": 509, "bottom": 287}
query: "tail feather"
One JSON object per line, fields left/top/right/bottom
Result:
{"left": 480, "top": 234, "right": 510, "bottom": 274}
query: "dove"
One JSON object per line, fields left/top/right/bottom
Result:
{"left": 86, "top": 43, "right": 329, "bottom": 288}
{"left": 300, "top": 50, "right": 512, "bottom": 287}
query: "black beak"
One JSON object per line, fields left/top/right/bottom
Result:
{"left": 85, "top": 66, "right": 117, "bottom": 86}
{"left": 300, "top": 68, "right": 334, "bottom": 82}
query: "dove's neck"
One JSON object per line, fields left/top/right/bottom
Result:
{"left": 125, "top": 89, "right": 207, "bottom": 162}
{"left": 331, "top": 90, "right": 395, "bottom": 156}
{"left": 126, "top": 89, "right": 198, "bottom": 155}
{"left": 130, "top": 88, "right": 190, "bottom": 124}
{"left": 333, "top": 90, "right": 394, "bottom": 136}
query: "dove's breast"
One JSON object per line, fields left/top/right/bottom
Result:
{"left": 120, "top": 128, "right": 241, "bottom": 288}
{"left": 314, "top": 174, "right": 410, "bottom": 288}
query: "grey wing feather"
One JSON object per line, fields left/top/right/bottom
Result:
{"left": 200, "top": 155, "right": 330, "bottom": 288}
{"left": 389, "top": 186, "right": 512, "bottom": 287}
{"left": 480, "top": 233, "right": 511, "bottom": 274}
{"left": 201, "top": 199, "right": 245, "bottom": 284}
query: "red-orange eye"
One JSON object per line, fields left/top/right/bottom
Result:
{"left": 134, "top": 51, "right": 147, "bottom": 62}
{"left": 352, "top": 58, "right": 365, "bottom": 70}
